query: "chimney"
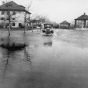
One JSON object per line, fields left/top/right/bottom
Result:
{"left": 2, "top": 1, "right": 5, "bottom": 5}
{"left": 84, "top": 12, "right": 86, "bottom": 15}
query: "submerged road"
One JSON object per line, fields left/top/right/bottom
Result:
{"left": 0, "top": 29, "right": 88, "bottom": 88}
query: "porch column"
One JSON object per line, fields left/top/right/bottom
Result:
{"left": 84, "top": 20, "right": 86, "bottom": 28}
{"left": 75, "top": 20, "right": 77, "bottom": 28}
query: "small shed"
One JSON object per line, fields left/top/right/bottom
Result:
{"left": 60, "top": 20, "right": 70, "bottom": 29}
{"left": 75, "top": 13, "right": 88, "bottom": 28}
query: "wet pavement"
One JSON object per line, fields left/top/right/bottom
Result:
{"left": 0, "top": 29, "right": 88, "bottom": 88}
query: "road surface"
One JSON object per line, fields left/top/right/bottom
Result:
{"left": 0, "top": 29, "right": 88, "bottom": 88}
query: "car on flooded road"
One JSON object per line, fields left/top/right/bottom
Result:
{"left": 42, "top": 24, "right": 54, "bottom": 35}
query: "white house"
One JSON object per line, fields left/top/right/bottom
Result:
{"left": 0, "top": 1, "right": 31, "bottom": 28}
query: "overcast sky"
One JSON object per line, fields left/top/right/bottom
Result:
{"left": 0, "top": 0, "right": 88, "bottom": 23}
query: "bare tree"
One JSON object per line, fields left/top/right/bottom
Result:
{"left": 21, "top": 0, "right": 32, "bottom": 33}
{"left": 32, "top": 15, "right": 51, "bottom": 23}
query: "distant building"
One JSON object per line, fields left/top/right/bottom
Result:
{"left": 0, "top": 1, "right": 31, "bottom": 28}
{"left": 30, "top": 19, "right": 41, "bottom": 28}
{"left": 60, "top": 20, "right": 70, "bottom": 29}
{"left": 75, "top": 13, "right": 88, "bottom": 28}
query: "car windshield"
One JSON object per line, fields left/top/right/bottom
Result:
{"left": 44, "top": 24, "right": 52, "bottom": 29}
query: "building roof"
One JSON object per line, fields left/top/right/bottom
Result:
{"left": 75, "top": 13, "right": 88, "bottom": 20}
{"left": 60, "top": 20, "right": 70, "bottom": 24}
{"left": 30, "top": 19, "right": 41, "bottom": 23}
{"left": 0, "top": 1, "right": 31, "bottom": 14}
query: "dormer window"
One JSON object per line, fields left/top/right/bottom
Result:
{"left": 6, "top": 4, "right": 12, "bottom": 7}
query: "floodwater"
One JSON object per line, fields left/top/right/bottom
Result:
{"left": 0, "top": 29, "right": 88, "bottom": 88}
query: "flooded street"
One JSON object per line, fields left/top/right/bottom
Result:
{"left": 0, "top": 29, "right": 88, "bottom": 88}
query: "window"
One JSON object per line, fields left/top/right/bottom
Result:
{"left": 6, "top": 4, "right": 12, "bottom": 7}
{"left": 13, "top": 12, "right": 16, "bottom": 15}
{"left": 19, "top": 23, "right": 22, "bottom": 26}
{"left": 12, "top": 23, "right": 15, "bottom": 26}
{"left": 19, "top": 23, "right": 23, "bottom": 28}
{"left": 1, "top": 11, "right": 4, "bottom": 15}
{"left": 12, "top": 18, "right": 15, "bottom": 20}
{"left": 1, "top": 17, "right": 5, "bottom": 20}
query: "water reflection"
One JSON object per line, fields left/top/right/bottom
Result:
{"left": 42, "top": 34, "right": 53, "bottom": 37}
{"left": 22, "top": 33, "right": 29, "bottom": 44}
{"left": 2, "top": 50, "right": 10, "bottom": 78}
{"left": 0, "top": 33, "right": 32, "bottom": 79}
{"left": 42, "top": 34, "right": 53, "bottom": 47}
{"left": 43, "top": 41, "right": 52, "bottom": 46}
{"left": 24, "top": 47, "right": 32, "bottom": 65}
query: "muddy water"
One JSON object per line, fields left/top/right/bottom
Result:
{"left": 0, "top": 30, "right": 88, "bottom": 88}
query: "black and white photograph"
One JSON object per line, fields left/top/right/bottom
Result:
{"left": 0, "top": 0, "right": 88, "bottom": 88}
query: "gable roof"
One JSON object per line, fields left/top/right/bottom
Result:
{"left": 60, "top": 20, "right": 70, "bottom": 24}
{"left": 75, "top": 13, "right": 88, "bottom": 20}
{"left": 0, "top": 1, "right": 31, "bottom": 14}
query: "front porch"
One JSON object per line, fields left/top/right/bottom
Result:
{"left": 75, "top": 13, "right": 88, "bottom": 28}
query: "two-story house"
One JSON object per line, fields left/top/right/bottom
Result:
{"left": 0, "top": 1, "right": 31, "bottom": 28}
